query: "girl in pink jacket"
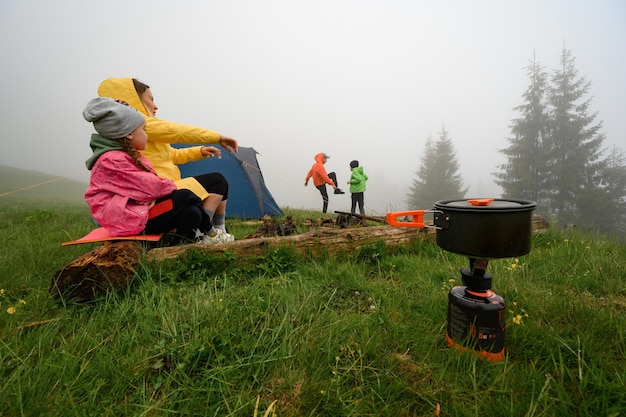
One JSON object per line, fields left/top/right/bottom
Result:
{"left": 83, "top": 97, "right": 231, "bottom": 245}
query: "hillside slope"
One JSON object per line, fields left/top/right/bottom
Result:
{"left": 0, "top": 165, "right": 87, "bottom": 206}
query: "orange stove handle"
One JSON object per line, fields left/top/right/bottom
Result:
{"left": 386, "top": 210, "right": 426, "bottom": 228}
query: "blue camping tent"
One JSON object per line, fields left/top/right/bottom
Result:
{"left": 175, "top": 145, "right": 283, "bottom": 219}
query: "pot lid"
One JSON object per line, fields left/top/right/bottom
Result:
{"left": 434, "top": 198, "right": 537, "bottom": 212}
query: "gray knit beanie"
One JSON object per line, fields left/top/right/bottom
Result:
{"left": 83, "top": 97, "right": 145, "bottom": 139}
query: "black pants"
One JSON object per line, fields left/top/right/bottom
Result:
{"left": 315, "top": 172, "right": 338, "bottom": 214}
{"left": 351, "top": 192, "right": 365, "bottom": 215}
{"left": 194, "top": 172, "right": 229, "bottom": 200}
{"left": 144, "top": 189, "right": 212, "bottom": 243}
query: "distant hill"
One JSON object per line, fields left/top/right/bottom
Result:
{"left": 0, "top": 165, "right": 87, "bottom": 206}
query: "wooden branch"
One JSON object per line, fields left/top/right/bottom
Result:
{"left": 333, "top": 211, "right": 387, "bottom": 223}
{"left": 146, "top": 225, "right": 433, "bottom": 262}
{"left": 15, "top": 318, "right": 62, "bottom": 330}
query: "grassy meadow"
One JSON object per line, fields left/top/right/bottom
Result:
{"left": 1, "top": 167, "right": 625, "bottom": 416}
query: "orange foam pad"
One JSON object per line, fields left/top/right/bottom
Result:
{"left": 62, "top": 227, "right": 162, "bottom": 246}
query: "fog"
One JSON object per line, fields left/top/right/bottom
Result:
{"left": 1, "top": 0, "right": 624, "bottom": 215}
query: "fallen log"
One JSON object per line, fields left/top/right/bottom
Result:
{"left": 146, "top": 225, "right": 433, "bottom": 262}
{"left": 52, "top": 217, "right": 548, "bottom": 298}
{"left": 50, "top": 241, "right": 143, "bottom": 302}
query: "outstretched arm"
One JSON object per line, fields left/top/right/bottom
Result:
{"left": 219, "top": 135, "right": 238, "bottom": 153}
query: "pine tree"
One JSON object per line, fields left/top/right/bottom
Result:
{"left": 495, "top": 52, "right": 550, "bottom": 205}
{"left": 545, "top": 47, "right": 605, "bottom": 226}
{"left": 602, "top": 146, "right": 626, "bottom": 235}
{"left": 497, "top": 47, "right": 622, "bottom": 232}
{"left": 577, "top": 145, "right": 626, "bottom": 235}
{"left": 406, "top": 134, "right": 437, "bottom": 209}
{"left": 406, "top": 126, "right": 466, "bottom": 209}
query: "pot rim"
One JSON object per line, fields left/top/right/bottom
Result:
{"left": 433, "top": 198, "right": 537, "bottom": 213}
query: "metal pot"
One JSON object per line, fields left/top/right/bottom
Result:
{"left": 434, "top": 198, "right": 537, "bottom": 258}
{"left": 386, "top": 198, "right": 537, "bottom": 258}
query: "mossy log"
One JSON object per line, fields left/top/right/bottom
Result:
{"left": 146, "top": 225, "right": 433, "bottom": 262}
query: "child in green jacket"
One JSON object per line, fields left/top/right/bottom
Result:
{"left": 347, "top": 160, "right": 368, "bottom": 215}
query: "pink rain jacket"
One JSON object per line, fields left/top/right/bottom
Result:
{"left": 85, "top": 150, "right": 177, "bottom": 236}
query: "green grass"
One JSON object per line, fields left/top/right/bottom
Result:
{"left": 1, "top": 198, "right": 625, "bottom": 416}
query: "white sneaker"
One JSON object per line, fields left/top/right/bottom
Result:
{"left": 201, "top": 229, "right": 235, "bottom": 244}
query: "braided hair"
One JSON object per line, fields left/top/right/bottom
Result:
{"left": 114, "top": 137, "right": 152, "bottom": 173}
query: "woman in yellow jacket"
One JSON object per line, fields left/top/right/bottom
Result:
{"left": 98, "top": 77, "right": 237, "bottom": 241}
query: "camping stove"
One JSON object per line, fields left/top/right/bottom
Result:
{"left": 387, "top": 198, "right": 537, "bottom": 362}
{"left": 445, "top": 257, "right": 506, "bottom": 362}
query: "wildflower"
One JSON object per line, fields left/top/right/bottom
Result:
{"left": 507, "top": 258, "right": 522, "bottom": 271}
{"left": 509, "top": 300, "right": 528, "bottom": 326}
{"left": 19, "top": 299, "right": 26, "bottom": 305}
{"left": 7, "top": 307, "right": 15, "bottom": 314}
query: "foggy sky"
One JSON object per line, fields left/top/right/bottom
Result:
{"left": 1, "top": 0, "right": 624, "bottom": 215}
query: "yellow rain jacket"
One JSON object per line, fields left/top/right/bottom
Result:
{"left": 97, "top": 77, "right": 222, "bottom": 200}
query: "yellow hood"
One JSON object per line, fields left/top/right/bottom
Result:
{"left": 98, "top": 78, "right": 149, "bottom": 117}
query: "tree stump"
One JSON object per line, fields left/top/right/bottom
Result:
{"left": 50, "top": 241, "right": 143, "bottom": 302}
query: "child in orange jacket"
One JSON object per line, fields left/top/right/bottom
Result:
{"left": 305, "top": 153, "right": 345, "bottom": 213}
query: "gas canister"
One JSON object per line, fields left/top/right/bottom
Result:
{"left": 446, "top": 272, "right": 506, "bottom": 362}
